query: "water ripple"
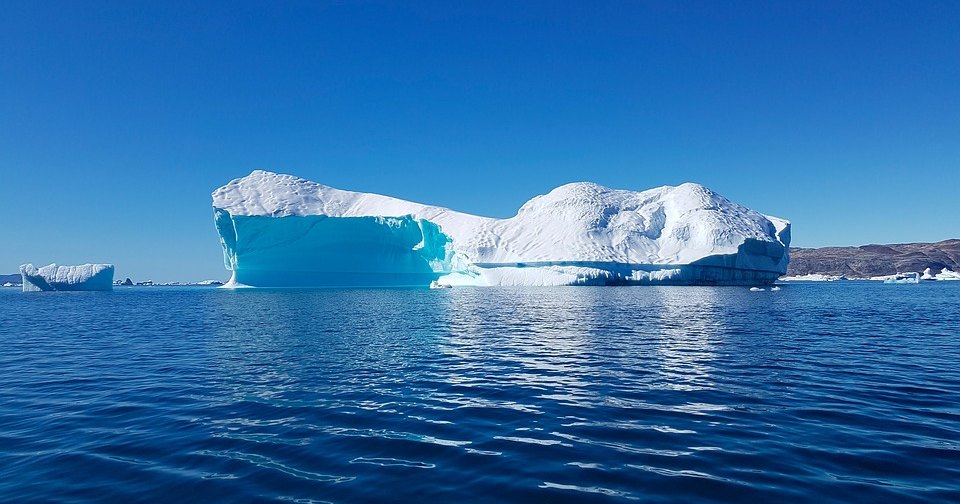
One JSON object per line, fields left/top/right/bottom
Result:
{"left": 1, "top": 284, "right": 959, "bottom": 502}
{"left": 196, "top": 450, "right": 354, "bottom": 483}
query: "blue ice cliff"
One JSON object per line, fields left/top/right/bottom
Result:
{"left": 212, "top": 170, "right": 790, "bottom": 287}
{"left": 20, "top": 263, "right": 115, "bottom": 292}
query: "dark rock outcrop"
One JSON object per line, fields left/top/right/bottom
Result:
{"left": 786, "top": 239, "right": 960, "bottom": 277}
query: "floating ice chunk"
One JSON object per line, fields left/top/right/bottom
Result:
{"left": 19, "top": 263, "right": 114, "bottom": 292}
{"left": 779, "top": 274, "right": 844, "bottom": 282}
{"left": 878, "top": 272, "right": 920, "bottom": 284}
{"left": 749, "top": 287, "right": 765, "bottom": 291}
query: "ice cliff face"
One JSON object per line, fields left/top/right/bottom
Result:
{"left": 212, "top": 170, "right": 790, "bottom": 287}
{"left": 20, "top": 263, "right": 115, "bottom": 292}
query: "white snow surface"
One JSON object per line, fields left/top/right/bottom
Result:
{"left": 20, "top": 263, "right": 115, "bottom": 292}
{"left": 213, "top": 170, "right": 790, "bottom": 269}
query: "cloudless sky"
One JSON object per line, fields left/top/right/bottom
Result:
{"left": 1, "top": 1, "right": 958, "bottom": 281}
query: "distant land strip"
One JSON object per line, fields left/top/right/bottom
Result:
{"left": 787, "top": 239, "right": 960, "bottom": 277}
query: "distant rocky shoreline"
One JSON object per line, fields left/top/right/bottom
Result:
{"left": 786, "top": 239, "right": 960, "bottom": 277}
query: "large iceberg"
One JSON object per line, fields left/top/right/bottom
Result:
{"left": 20, "top": 263, "right": 115, "bottom": 292}
{"left": 212, "top": 170, "right": 790, "bottom": 287}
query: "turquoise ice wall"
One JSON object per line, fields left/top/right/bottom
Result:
{"left": 214, "top": 210, "right": 454, "bottom": 287}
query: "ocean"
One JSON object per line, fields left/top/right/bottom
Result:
{"left": 1, "top": 283, "right": 958, "bottom": 502}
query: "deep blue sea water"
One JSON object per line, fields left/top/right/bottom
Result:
{"left": 1, "top": 283, "right": 959, "bottom": 503}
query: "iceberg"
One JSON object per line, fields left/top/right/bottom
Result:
{"left": 922, "top": 267, "right": 960, "bottom": 281}
{"left": 212, "top": 170, "right": 791, "bottom": 287}
{"left": 877, "top": 272, "right": 920, "bottom": 284}
{"left": 779, "top": 273, "right": 845, "bottom": 282}
{"left": 20, "top": 263, "right": 115, "bottom": 292}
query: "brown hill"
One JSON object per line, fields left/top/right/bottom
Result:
{"left": 786, "top": 240, "right": 960, "bottom": 277}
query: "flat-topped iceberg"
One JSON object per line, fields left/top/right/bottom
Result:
{"left": 212, "top": 170, "right": 790, "bottom": 287}
{"left": 20, "top": 263, "right": 115, "bottom": 292}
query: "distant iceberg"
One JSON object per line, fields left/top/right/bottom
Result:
{"left": 922, "top": 267, "right": 960, "bottom": 281}
{"left": 212, "top": 171, "right": 791, "bottom": 287}
{"left": 779, "top": 273, "right": 845, "bottom": 282}
{"left": 20, "top": 263, "right": 115, "bottom": 292}
{"left": 878, "top": 272, "right": 920, "bottom": 284}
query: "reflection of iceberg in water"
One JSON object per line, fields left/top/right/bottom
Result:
{"left": 438, "top": 288, "right": 607, "bottom": 409}
{"left": 199, "top": 289, "right": 463, "bottom": 483}
{"left": 191, "top": 287, "right": 747, "bottom": 496}
{"left": 438, "top": 287, "right": 725, "bottom": 407}
{"left": 651, "top": 287, "right": 723, "bottom": 392}
{"left": 436, "top": 286, "right": 731, "bottom": 470}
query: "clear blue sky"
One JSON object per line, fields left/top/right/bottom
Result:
{"left": 2, "top": 1, "right": 958, "bottom": 281}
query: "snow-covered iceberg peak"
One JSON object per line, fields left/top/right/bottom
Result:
{"left": 20, "top": 263, "right": 115, "bottom": 292}
{"left": 212, "top": 170, "right": 790, "bottom": 287}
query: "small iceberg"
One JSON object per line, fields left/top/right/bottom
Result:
{"left": 770, "top": 286, "right": 781, "bottom": 291}
{"left": 882, "top": 272, "right": 920, "bottom": 284}
{"left": 749, "top": 287, "right": 765, "bottom": 292}
{"left": 20, "top": 263, "right": 115, "bottom": 292}
{"left": 429, "top": 280, "right": 451, "bottom": 289}
{"left": 779, "top": 274, "right": 844, "bottom": 282}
